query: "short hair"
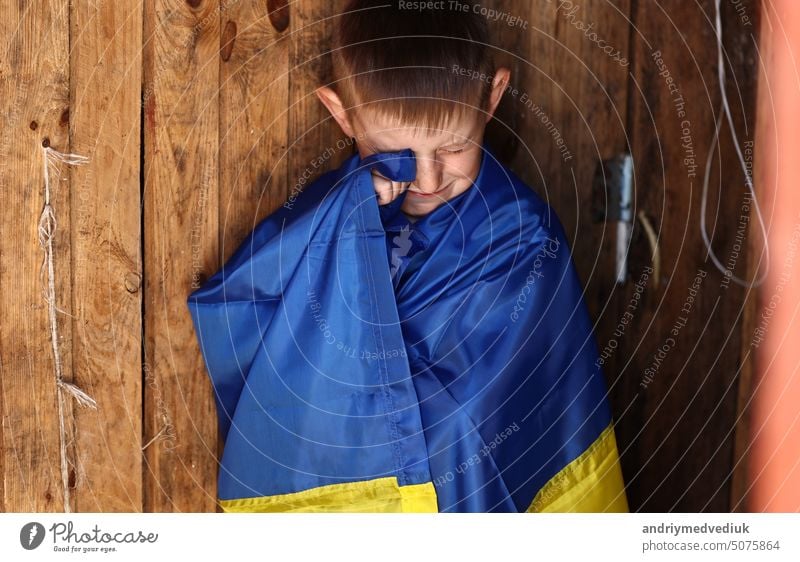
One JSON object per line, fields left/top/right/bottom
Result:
{"left": 330, "top": 0, "right": 495, "bottom": 132}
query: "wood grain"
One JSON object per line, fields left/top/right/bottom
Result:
{"left": 142, "top": 0, "right": 220, "bottom": 512}
{"left": 0, "top": 0, "right": 76, "bottom": 512}
{"left": 288, "top": 0, "right": 350, "bottom": 191}
{"left": 70, "top": 0, "right": 144, "bottom": 512}
{"left": 219, "top": 0, "right": 289, "bottom": 263}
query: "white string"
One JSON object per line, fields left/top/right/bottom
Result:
{"left": 39, "top": 145, "right": 96, "bottom": 513}
{"left": 701, "top": 0, "right": 770, "bottom": 288}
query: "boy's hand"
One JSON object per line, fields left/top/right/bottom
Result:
{"left": 371, "top": 168, "right": 410, "bottom": 205}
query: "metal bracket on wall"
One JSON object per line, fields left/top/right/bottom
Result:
{"left": 592, "top": 153, "right": 660, "bottom": 288}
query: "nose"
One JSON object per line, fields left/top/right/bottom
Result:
{"left": 413, "top": 155, "right": 443, "bottom": 194}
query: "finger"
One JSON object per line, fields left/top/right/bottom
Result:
{"left": 372, "top": 173, "right": 392, "bottom": 205}
{"left": 392, "top": 181, "right": 409, "bottom": 202}
{"left": 396, "top": 181, "right": 411, "bottom": 202}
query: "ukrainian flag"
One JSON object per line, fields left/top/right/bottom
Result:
{"left": 187, "top": 147, "right": 628, "bottom": 512}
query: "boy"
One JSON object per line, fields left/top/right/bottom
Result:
{"left": 187, "top": 0, "right": 628, "bottom": 512}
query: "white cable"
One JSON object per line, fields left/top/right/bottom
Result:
{"left": 701, "top": 0, "right": 770, "bottom": 288}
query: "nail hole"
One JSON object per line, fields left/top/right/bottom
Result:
{"left": 267, "top": 0, "right": 290, "bottom": 32}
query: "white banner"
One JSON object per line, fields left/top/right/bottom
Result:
{"left": 1, "top": 513, "right": 797, "bottom": 561}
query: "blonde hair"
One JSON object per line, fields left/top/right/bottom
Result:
{"left": 330, "top": 0, "right": 496, "bottom": 131}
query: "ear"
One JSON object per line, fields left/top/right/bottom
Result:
{"left": 485, "top": 67, "right": 511, "bottom": 123}
{"left": 315, "top": 86, "right": 356, "bottom": 138}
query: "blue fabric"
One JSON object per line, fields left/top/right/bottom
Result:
{"left": 187, "top": 145, "right": 613, "bottom": 512}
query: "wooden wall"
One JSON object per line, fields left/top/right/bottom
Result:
{"left": 0, "top": 0, "right": 761, "bottom": 512}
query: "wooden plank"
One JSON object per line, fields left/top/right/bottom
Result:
{"left": 219, "top": 0, "right": 289, "bottom": 263}
{"left": 0, "top": 0, "right": 75, "bottom": 511}
{"left": 510, "top": 0, "right": 632, "bottom": 238}
{"left": 288, "top": 0, "right": 350, "bottom": 191}
{"left": 624, "top": 0, "right": 761, "bottom": 511}
{"left": 143, "top": 0, "right": 220, "bottom": 512}
{"left": 69, "top": 0, "right": 144, "bottom": 512}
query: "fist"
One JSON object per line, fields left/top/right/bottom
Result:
{"left": 371, "top": 168, "right": 411, "bottom": 206}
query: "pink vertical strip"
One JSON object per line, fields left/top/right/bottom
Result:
{"left": 751, "top": 0, "right": 800, "bottom": 512}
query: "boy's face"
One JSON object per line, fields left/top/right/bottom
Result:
{"left": 316, "top": 67, "right": 510, "bottom": 219}
{"left": 349, "top": 109, "right": 487, "bottom": 219}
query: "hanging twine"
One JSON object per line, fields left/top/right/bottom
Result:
{"left": 700, "top": 0, "right": 770, "bottom": 288}
{"left": 38, "top": 145, "right": 96, "bottom": 513}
